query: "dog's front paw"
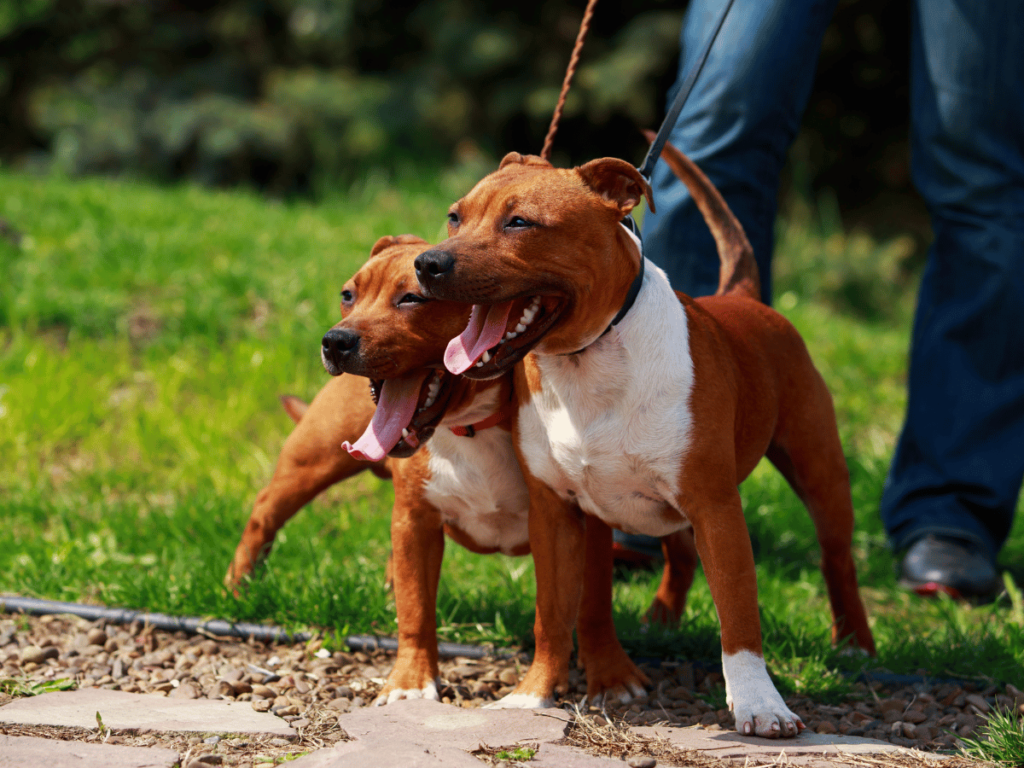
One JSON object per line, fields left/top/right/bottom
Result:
{"left": 483, "top": 666, "right": 560, "bottom": 709}
{"left": 723, "top": 651, "right": 804, "bottom": 739}
{"left": 374, "top": 677, "right": 440, "bottom": 707}
{"left": 483, "top": 691, "right": 555, "bottom": 710}
{"left": 732, "top": 696, "right": 804, "bottom": 738}
{"left": 580, "top": 649, "right": 649, "bottom": 706}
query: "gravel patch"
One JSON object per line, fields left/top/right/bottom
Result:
{"left": 3, "top": 613, "right": 1023, "bottom": 763}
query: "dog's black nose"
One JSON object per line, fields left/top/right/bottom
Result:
{"left": 322, "top": 328, "right": 359, "bottom": 364}
{"left": 414, "top": 249, "right": 456, "bottom": 285}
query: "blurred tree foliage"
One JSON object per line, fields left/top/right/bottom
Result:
{"left": 1, "top": 0, "right": 917, "bottom": 221}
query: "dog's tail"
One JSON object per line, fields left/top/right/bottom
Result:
{"left": 279, "top": 395, "right": 310, "bottom": 424}
{"left": 643, "top": 130, "right": 760, "bottom": 302}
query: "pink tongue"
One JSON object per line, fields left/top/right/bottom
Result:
{"left": 343, "top": 371, "right": 429, "bottom": 461}
{"left": 444, "top": 302, "right": 514, "bottom": 374}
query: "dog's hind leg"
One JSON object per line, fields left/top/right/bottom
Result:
{"left": 766, "top": 377, "right": 876, "bottom": 656}
{"left": 645, "top": 528, "right": 699, "bottom": 627}
{"left": 225, "top": 374, "right": 387, "bottom": 591}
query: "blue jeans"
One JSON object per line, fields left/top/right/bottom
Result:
{"left": 643, "top": 0, "right": 1024, "bottom": 558}
{"left": 642, "top": 0, "right": 839, "bottom": 304}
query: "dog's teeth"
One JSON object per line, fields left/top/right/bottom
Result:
{"left": 424, "top": 396, "right": 435, "bottom": 408}
{"left": 402, "top": 428, "right": 409, "bottom": 438}
{"left": 475, "top": 361, "right": 483, "bottom": 368}
{"left": 523, "top": 308, "right": 536, "bottom": 323}
{"left": 481, "top": 350, "right": 491, "bottom": 363}
{"left": 505, "top": 331, "right": 517, "bottom": 340}
{"left": 515, "top": 322, "right": 527, "bottom": 333}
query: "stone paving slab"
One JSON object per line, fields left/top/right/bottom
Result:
{"left": 290, "top": 699, "right": 922, "bottom": 768}
{"left": 290, "top": 738, "right": 486, "bottom": 768}
{"left": 528, "top": 743, "right": 633, "bottom": 767}
{"left": 288, "top": 700, "right": 929, "bottom": 768}
{"left": 636, "top": 724, "right": 922, "bottom": 765}
{"left": 290, "top": 699, "right": 574, "bottom": 767}
{"left": 0, "top": 733, "right": 179, "bottom": 768}
{"left": 337, "top": 698, "right": 572, "bottom": 747}
{"left": 0, "top": 688, "right": 296, "bottom": 738}
{"left": 0, "top": 690, "right": 937, "bottom": 768}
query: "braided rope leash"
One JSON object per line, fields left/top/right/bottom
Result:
{"left": 540, "top": 0, "right": 600, "bottom": 163}
{"left": 541, "top": 0, "right": 735, "bottom": 176}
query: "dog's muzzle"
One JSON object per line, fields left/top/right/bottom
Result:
{"left": 321, "top": 327, "right": 359, "bottom": 373}
{"left": 414, "top": 249, "right": 456, "bottom": 292}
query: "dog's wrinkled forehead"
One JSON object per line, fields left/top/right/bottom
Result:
{"left": 456, "top": 164, "right": 586, "bottom": 218}
{"left": 456, "top": 153, "right": 651, "bottom": 220}
{"left": 352, "top": 237, "right": 429, "bottom": 292}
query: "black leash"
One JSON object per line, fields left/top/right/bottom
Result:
{"left": 636, "top": 0, "right": 736, "bottom": 182}
{"left": 556, "top": 0, "right": 735, "bottom": 356}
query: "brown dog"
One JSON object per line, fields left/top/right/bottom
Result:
{"left": 414, "top": 141, "right": 876, "bottom": 735}
{"left": 229, "top": 235, "right": 695, "bottom": 705}
{"left": 225, "top": 374, "right": 389, "bottom": 590}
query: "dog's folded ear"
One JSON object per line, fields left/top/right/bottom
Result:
{"left": 370, "top": 234, "right": 429, "bottom": 256}
{"left": 498, "top": 152, "right": 553, "bottom": 170}
{"left": 576, "top": 158, "right": 656, "bottom": 215}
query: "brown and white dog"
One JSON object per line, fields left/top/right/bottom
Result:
{"left": 229, "top": 235, "right": 695, "bottom": 706}
{"left": 414, "top": 141, "right": 876, "bottom": 736}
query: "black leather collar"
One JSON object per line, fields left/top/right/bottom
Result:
{"left": 563, "top": 215, "right": 645, "bottom": 356}
{"left": 608, "top": 215, "right": 645, "bottom": 328}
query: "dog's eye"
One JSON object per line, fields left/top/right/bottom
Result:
{"left": 447, "top": 212, "right": 460, "bottom": 228}
{"left": 505, "top": 216, "right": 531, "bottom": 229}
{"left": 340, "top": 289, "right": 354, "bottom": 304}
{"left": 398, "top": 293, "right": 428, "bottom": 306}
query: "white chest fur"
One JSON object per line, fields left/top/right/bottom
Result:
{"left": 422, "top": 389, "right": 529, "bottom": 554}
{"left": 517, "top": 260, "right": 695, "bottom": 537}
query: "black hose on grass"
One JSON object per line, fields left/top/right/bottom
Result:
{"left": 0, "top": 594, "right": 975, "bottom": 686}
{"left": 0, "top": 595, "right": 509, "bottom": 660}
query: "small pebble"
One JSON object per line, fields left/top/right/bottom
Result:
{"left": 20, "top": 646, "right": 59, "bottom": 664}
{"left": 87, "top": 628, "right": 108, "bottom": 646}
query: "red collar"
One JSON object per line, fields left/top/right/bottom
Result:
{"left": 449, "top": 402, "right": 514, "bottom": 438}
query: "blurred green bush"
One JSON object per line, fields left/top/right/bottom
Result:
{"left": 2, "top": 0, "right": 918, "bottom": 227}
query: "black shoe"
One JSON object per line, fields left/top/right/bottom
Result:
{"left": 899, "top": 534, "right": 1001, "bottom": 601}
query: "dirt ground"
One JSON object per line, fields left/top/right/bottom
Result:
{"left": 2, "top": 613, "right": 1020, "bottom": 766}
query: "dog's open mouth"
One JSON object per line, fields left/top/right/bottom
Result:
{"left": 344, "top": 369, "right": 453, "bottom": 461}
{"left": 444, "top": 295, "right": 562, "bottom": 379}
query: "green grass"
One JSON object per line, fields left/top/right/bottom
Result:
{"left": 2, "top": 166, "right": 1023, "bottom": 703}
{"left": 960, "top": 707, "right": 1024, "bottom": 767}
{"left": 0, "top": 676, "right": 76, "bottom": 696}
{"left": 495, "top": 746, "right": 537, "bottom": 763}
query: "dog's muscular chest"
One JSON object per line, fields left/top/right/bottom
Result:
{"left": 518, "top": 311, "right": 695, "bottom": 537}
{"left": 422, "top": 427, "right": 529, "bottom": 554}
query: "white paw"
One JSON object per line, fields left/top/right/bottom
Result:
{"left": 722, "top": 651, "right": 804, "bottom": 739}
{"left": 483, "top": 692, "right": 554, "bottom": 710}
{"left": 374, "top": 679, "right": 440, "bottom": 706}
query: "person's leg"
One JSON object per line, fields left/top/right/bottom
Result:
{"left": 641, "top": 0, "right": 838, "bottom": 303}
{"left": 620, "top": 0, "right": 837, "bottom": 566}
{"left": 882, "top": 0, "right": 1024, "bottom": 598}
